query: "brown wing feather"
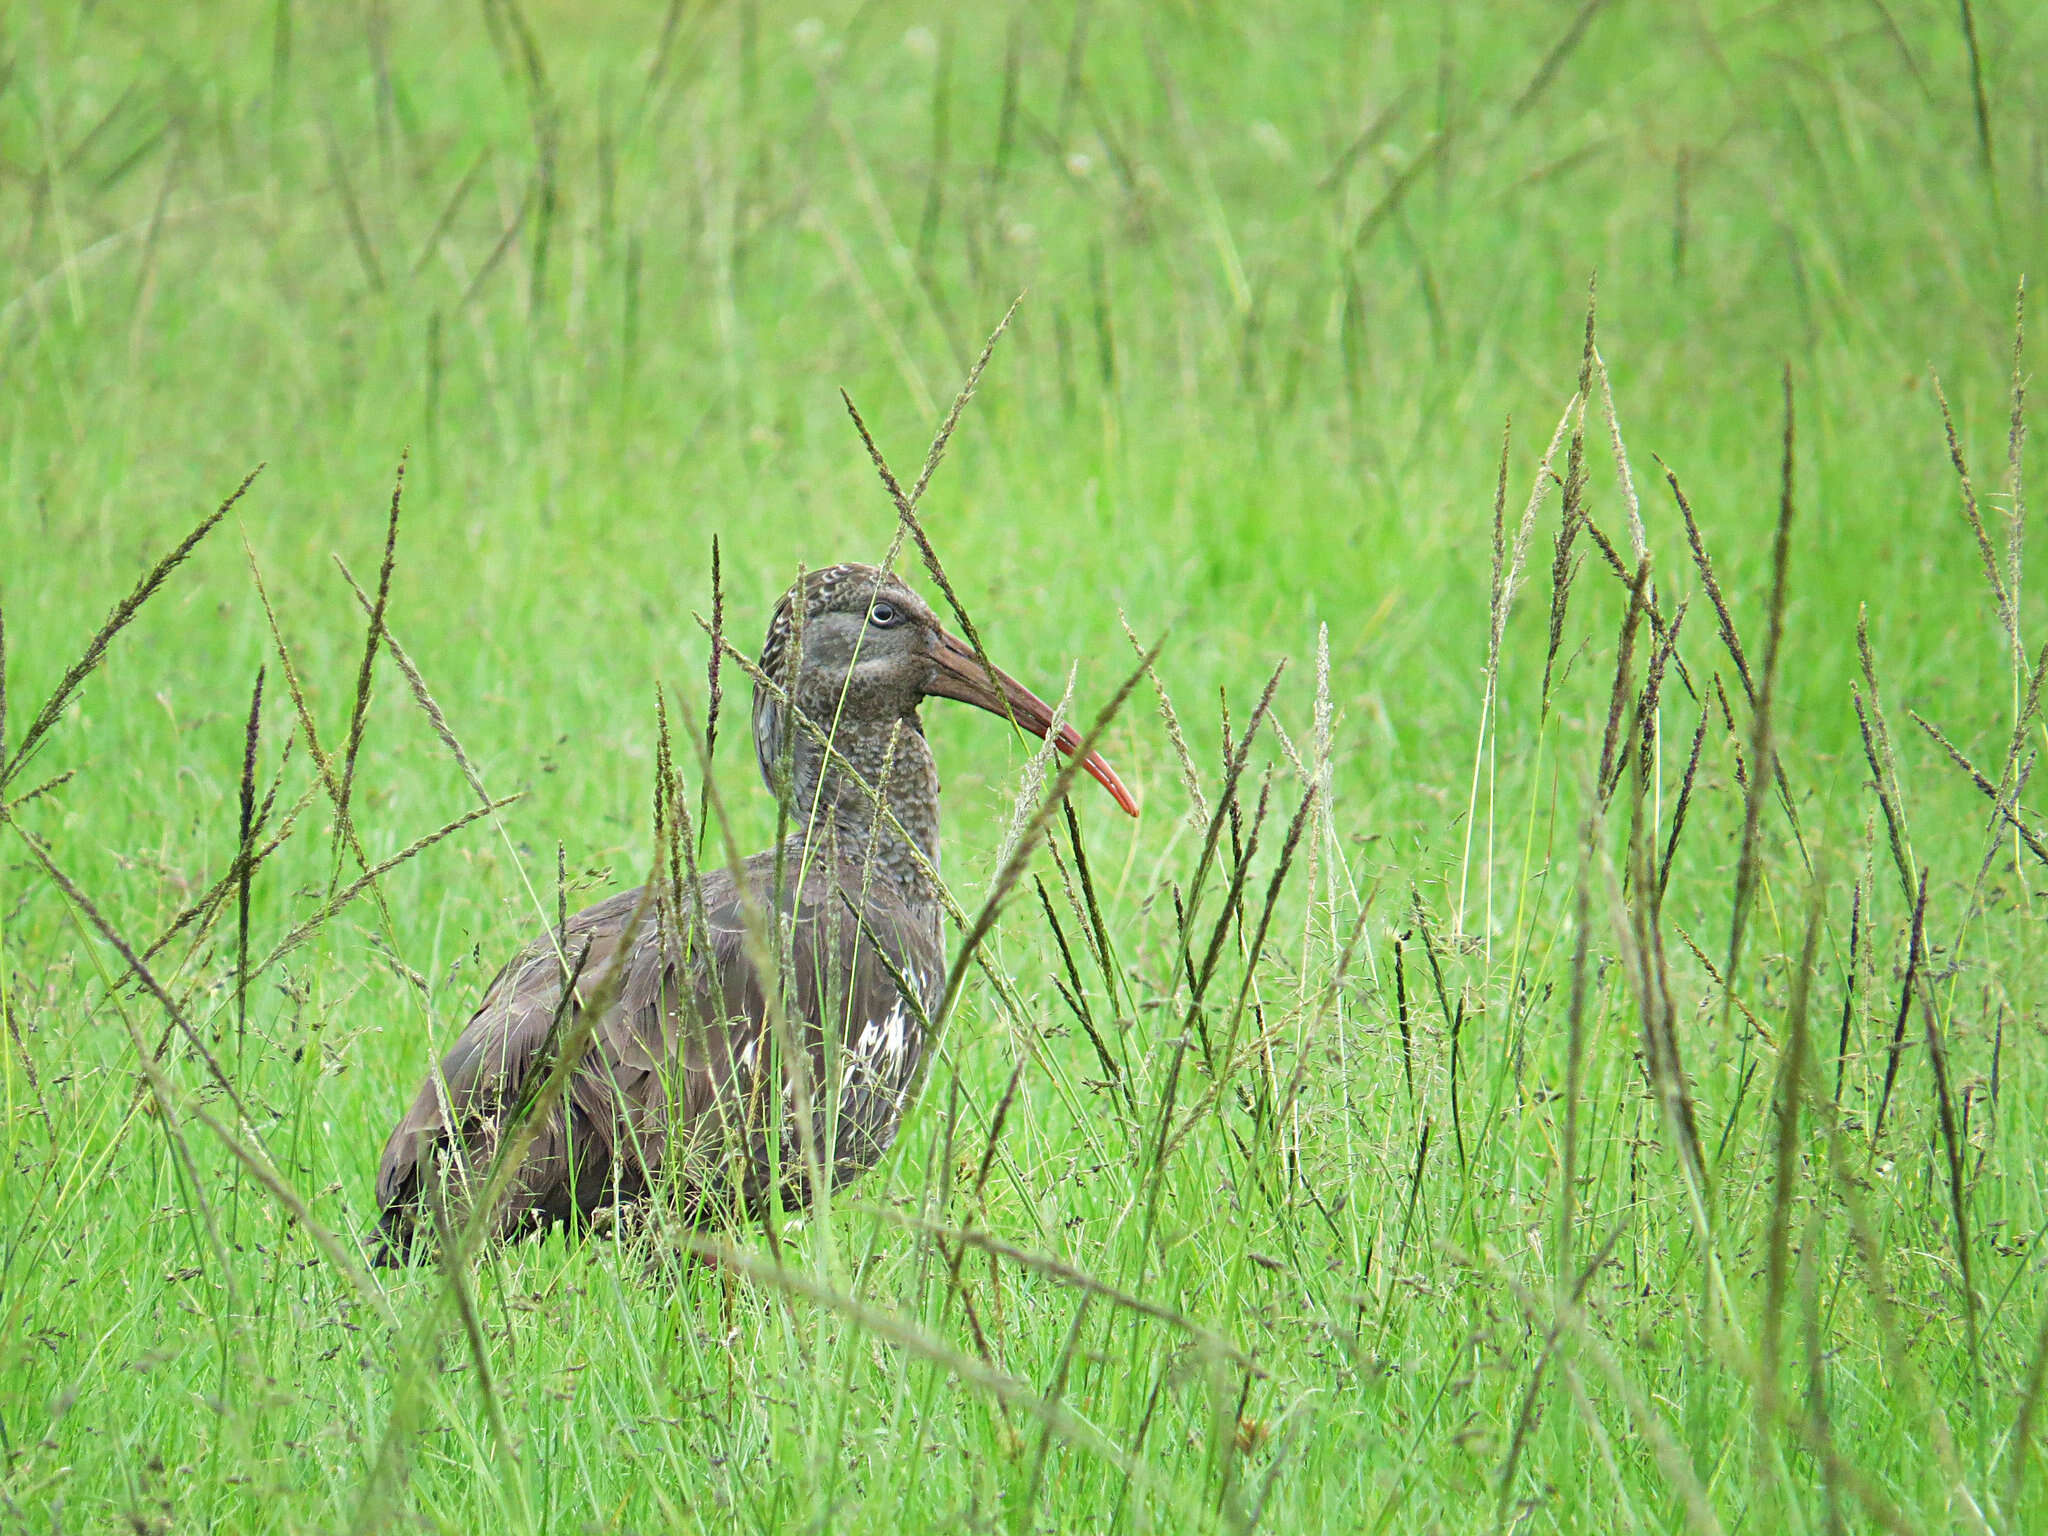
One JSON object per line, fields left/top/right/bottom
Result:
{"left": 372, "top": 853, "right": 938, "bottom": 1260}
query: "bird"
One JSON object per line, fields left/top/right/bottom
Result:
{"left": 373, "top": 561, "right": 1138, "bottom": 1260}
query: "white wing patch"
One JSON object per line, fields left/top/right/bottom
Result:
{"left": 850, "top": 997, "right": 911, "bottom": 1072}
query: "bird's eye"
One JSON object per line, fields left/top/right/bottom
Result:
{"left": 868, "top": 601, "right": 898, "bottom": 628}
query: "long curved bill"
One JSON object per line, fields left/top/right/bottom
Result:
{"left": 927, "top": 628, "right": 1140, "bottom": 817}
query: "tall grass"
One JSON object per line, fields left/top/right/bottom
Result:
{"left": 3, "top": 2, "right": 2046, "bottom": 1531}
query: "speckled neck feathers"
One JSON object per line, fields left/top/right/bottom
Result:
{"left": 752, "top": 564, "right": 944, "bottom": 918}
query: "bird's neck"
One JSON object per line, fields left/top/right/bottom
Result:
{"left": 787, "top": 709, "right": 942, "bottom": 913}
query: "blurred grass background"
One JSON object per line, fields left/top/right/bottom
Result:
{"left": 3, "top": 1, "right": 2046, "bottom": 1531}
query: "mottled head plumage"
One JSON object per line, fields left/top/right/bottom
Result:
{"left": 752, "top": 563, "right": 942, "bottom": 804}
{"left": 755, "top": 564, "right": 931, "bottom": 695}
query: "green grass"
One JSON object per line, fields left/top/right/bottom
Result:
{"left": 3, "top": 1, "right": 2047, "bottom": 1530}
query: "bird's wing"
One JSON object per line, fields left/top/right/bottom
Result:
{"left": 374, "top": 886, "right": 660, "bottom": 1247}
{"left": 374, "top": 855, "right": 938, "bottom": 1254}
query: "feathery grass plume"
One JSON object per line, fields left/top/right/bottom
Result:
{"left": 2, "top": 973, "right": 52, "bottom": 1143}
{"left": 1408, "top": 890, "right": 1456, "bottom": 1031}
{"left": 1556, "top": 818, "right": 1597, "bottom": 1282}
{"left": 1596, "top": 557, "right": 1652, "bottom": 801}
{"left": 1972, "top": 631, "right": 2048, "bottom": 873}
{"left": 1573, "top": 501, "right": 1697, "bottom": 713}
{"left": 1872, "top": 871, "right": 1929, "bottom": 1143}
{"left": 1934, "top": 373, "right": 2016, "bottom": 655}
{"left": 1595, "top": 344, "right": 1649, "bottom": 561}
{"left": 334, "top": 560, "right": 484, "bottom": 804}
{"left": 1969, "top": 757, "right": 2039, "bottom": 907}
{"left": 831, "top": 307, "right": 1032, "bottom": 853}
{"left": 1391, "top": 931, "right": 1414, "bottom": 1102}
{"left": 1835, "top": 875, "right": 1864, "bottom": 1105}
{"left": 1177, "top": 660, "right": 1288, "bottom": 947}
{"left": 1665, "top": 461, "right": 1756, "bottom": 704}
{"left": 233, "top": 667, "right": 264, "bottom": 1079}
{"left": 554, "top": 839, "right": 567, "bottom": 959}
{"left": 336, "top": 454, "right": 405, "bottom": 846}
{"left": 1198, "top": 776, "right": 1319, "bottom": 1125}
{"left": 1220, "top": 690, "right": 1246, "bottom": 885}
{"left": 250, "top": 795, "right": 519, "bottom": 984}
{"left": 1182, "top": 771, "right": 1275, "bottom": 1072}
{"left": 1270, "top": 893, "right": 1377, "bottom": 1127}
{"left": 990, "top": 672, "right": 1071, "bottom": 882}
{"left": 1907, "top": 706, "right": 2048, "bottom": 866}
{"left": 1302, "top": 619, "right": 1339, "bottom": 984}
{"left": 1853, "top": 607, "right": 1921, "bottom": 892}
{"left": 1539, "top": 286, "right": 1597, "bottom": 718}
{"left": 246, "top": 537, "right": 397, "bottom": 948}
{"left": 1974, "top": 291, "right": 2033, "bottom": 845}
{"left": 2006, "top": 278, "right": 2027, "bottom": 611}
{"left": 916, "top": 294, "right": 1023, "bottom": 510}
{"left": 1634, "top": 598, "right": 1688, "bottom": 778}
{"left": 653, "top": 685, "right": 714, "bottom": 984}
{"left": 1057, "top": 798, "right": 1119, "bottom": 1004}
{"left": 15, "top": 825, "right": 257, "bottom": 1128}
{"left": 1917, "top": 952, "right": 1982, "bottom": 1391}
{"left": 141, "top": 753, "right": 308, "bottom": 967}
{"left": 1456, "top": 416, "right": 1514, "bottom": 942}
{"left": 1122, "top": 612, "right": 1205, "bottom": 829}
{"left": 1763, "top": 874, "right": 1826, "bottom": 1387}
{"left": 1613, "top": 771, "right": 1711, "bottom": 1242}
{"left": 700, "top": 534, "right": 724, "bottom": 848}
{"left": 2, "top": 465, "right": 261, "bottom": 789}
{"left": 1499, "top": 399, "right": 1580, "bottom": 634}
{"left": 335, "top": 557, "right": 569, "bottom": 973}
{"left": 1723, "top": 370, "right": 1799, "bottom": 1011}
{"left": 0, "top": 767, "right": 76, "bottom": 815}
{"left": 1668, "top": 921, "right": 1771, "bottom": 1044}
{"left": 652, "top": 682, "right": 674, "bottom": 919}
{"left": 1034, "top": 873, "right": 1124, "bottom": 1104}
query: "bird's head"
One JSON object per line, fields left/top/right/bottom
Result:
{"left": 754, "top": 562, "right": 1138, "bottom": 816}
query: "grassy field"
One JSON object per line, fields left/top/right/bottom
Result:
{"left": 4, "top": 1, "right": 2047, "bottom": 1530}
